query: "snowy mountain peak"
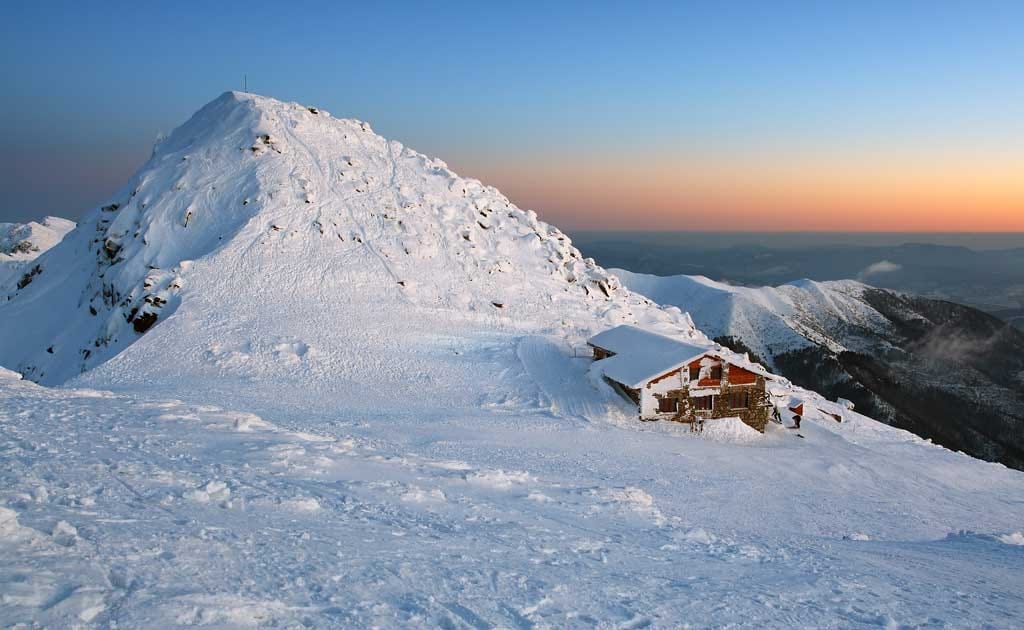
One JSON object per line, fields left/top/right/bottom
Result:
{"left": 0, "top": 216, "right": 75, "bottom": 260}
{"left": 0, "top": 216, "right": 76, "bottom": 302}
{"left": 5, "top": 93, "right": 1023, "bottom": 628}
{"left": 0, "top": 92, "right": 701, "bottom": 387}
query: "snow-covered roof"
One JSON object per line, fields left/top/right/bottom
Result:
{"left": 589, "top": 325, "right": 713, "bottom": 388}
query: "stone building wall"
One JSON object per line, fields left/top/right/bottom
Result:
{"left": 707, "top": 380, "right": 770, "bottom": 432}
{"left": 651, "top": 377, "right": 770, "bottom": 433}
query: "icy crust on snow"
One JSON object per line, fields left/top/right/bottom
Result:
{"left": 612, "top": 269, "right": 905, "bottom": 364}
{"left": 0, "top": 91, "right": 705, "bottom": 387}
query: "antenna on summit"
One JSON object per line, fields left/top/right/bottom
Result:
{"left": 242, "top": 74, "right": 247, "bottom": 93}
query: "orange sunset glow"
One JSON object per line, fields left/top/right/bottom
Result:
{"left": 466, "top": 150, "right": 1024, "bottom": 232}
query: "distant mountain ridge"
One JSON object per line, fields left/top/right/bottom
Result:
{"left": 574, "top": 233, "right": 1024, "bottom": 331}
{"left": 0, "top": 216, "right": 75, "bottom": 259}
{"left": 614, "top": 270, "right": 1024, "bottom": 470}
{"left": 0, "top": 216, "right": 75, "bottom": 294}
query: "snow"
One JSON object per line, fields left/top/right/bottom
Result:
{"left": 0, "top": 92, "right": 1023, "bottom": 626}
{"left": 517, "top": 335, "right": 635, "bottom": 422}
{"left": 0, "top": 216, "right": 75, "bottom": 293}
{"left": 699, "top": 416, "right": 763, "bottom": 443}
{"left": 0, "top": 91, "right": 696, "bottom": 387}
{"left": 0, "top": 216, "right": 74, "bottom": 261}
{"left": 999, "top": 532, "right": 1024, "bottom": 546}
{"left": 588, "top": 324, "right": 712, "bottom": 388}
{"left": 3, "top": 366, "right": 1024, "bottom": 627}
{"left": 611, "top": 269, "right": 895, "bottom": 362}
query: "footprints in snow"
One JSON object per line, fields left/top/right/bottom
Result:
{"left": 1, "top": 381, "right": 778, "bottom": 629}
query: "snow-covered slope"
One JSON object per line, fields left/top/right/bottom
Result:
{"left": 0, "top": 216, "right": 75, "bottom": 260}
{"left": 610, "top": 271, "right": 891, "bottom": 364}
{"left": 614, "top": 269, "right": 1024, "bottom": 470}
{"left": 1, "top": 93, "right": 1023, "bottom": 627}
{"left": 0, "top": 92, "right": 710, "bottom": 398}
{"left": 0, "top": 216, "right": 75, "bottom": 292}
{"left": 4, "top": 362, "right": 1024, "bottom": 627}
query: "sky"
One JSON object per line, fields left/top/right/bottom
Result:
{"left": 1, "top": 1, "right": 1022, "bottom": 232}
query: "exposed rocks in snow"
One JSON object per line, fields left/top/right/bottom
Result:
{"left": 0, "top": 216, "right": 75, "bottom": 260}
{"left": 1, "top": 218, "right": 76, "bottom": 301}
{"left": 0, "top": 91, "right": 704, "bottom": 387}
{"left": 15, "top": 264, "right": 41, "bottom": 290}
{"left": 51, "top": 520, "right": 79, "bottom": 547}
{"left": 130, "top": 310, "right": 159, "bottom": 334}
{"left": 250, "top": 133, "right": 280, "bottom": 156}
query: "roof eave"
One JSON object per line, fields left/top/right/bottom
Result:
{"left": 603, "top": 350, "right": 773, "bottom": 389}
{"left": 603, "top": 350, "right": 711, "bottom": 390}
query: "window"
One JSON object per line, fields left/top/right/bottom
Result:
{"left": 688, "top": 366, "right": 700, "bottom": 381}
{"left": 658, "top": 397, "right": 678, "bottom": 413}
{"left": 692, "top": 396, "right": 714, "bottom": 411}
{"left": 709, "top": 366, "right": 723, "bottom": 381}
{"left": 730, "top": 392, "right": 749, "bottom": 409}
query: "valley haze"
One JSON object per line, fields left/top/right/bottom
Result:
{"left": 0, "top": 91, "right": 1021, "bottom": 629}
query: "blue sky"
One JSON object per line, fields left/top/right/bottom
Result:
{"left": 2, "top": 1, "right": 1022, "bottom": 229}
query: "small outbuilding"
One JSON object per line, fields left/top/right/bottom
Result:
{"left": 588, "top": 325, "right": 772, "bottom": 432}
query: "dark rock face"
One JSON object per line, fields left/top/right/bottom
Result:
{"left": 772, "top": 290, "right": 1024, "bottom": 470}
{"left": 131, "top": 311, "right": 159, "bottom": 334}
{"left": 16, "top": 264, "right": 42, "bottom": 290}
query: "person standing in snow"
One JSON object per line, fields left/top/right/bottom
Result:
{"left": 788, "top": 403, "right": 804, "bottom": 430}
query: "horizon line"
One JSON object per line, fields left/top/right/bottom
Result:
{"left": 566, "top": 229, "right": 1024, "bottom": 235}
